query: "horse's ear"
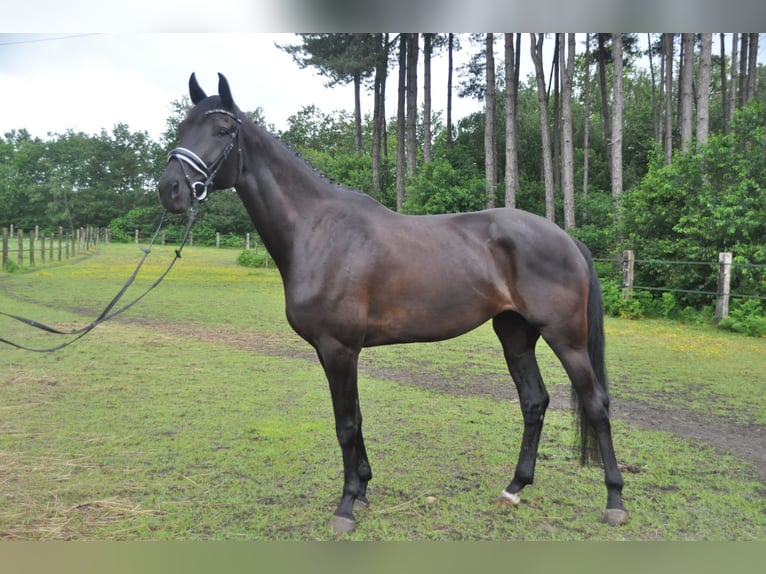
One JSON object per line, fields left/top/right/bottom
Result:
{"left": 218, "top": 73, "right": 235, "bottom": 110}
{"left": 189, "top": 73, "right": 207, "bottom": 104}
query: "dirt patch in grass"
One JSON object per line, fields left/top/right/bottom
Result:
{"left": 137, "top": 319, "right": 766, "bottom": 483}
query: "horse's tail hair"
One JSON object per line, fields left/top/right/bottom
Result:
{"left": 572, "top": 238, "right": 608, "bottom": 466}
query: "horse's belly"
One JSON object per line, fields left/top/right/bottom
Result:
{"left": 362, "top": 279, "right": 511, "bottom": 346}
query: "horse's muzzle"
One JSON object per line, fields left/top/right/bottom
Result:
{"left": 158, "top": 166, "right": 193, "bottom": 214}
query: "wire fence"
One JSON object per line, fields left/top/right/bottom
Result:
{"left": 594, "top": 251, "right": 766, "bottom": 320}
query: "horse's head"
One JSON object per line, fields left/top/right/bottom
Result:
{"left": 158, "top": 73, "right": 242, "bottom": 213}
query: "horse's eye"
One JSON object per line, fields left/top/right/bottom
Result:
{"left": 217, "top": 127, "right": 230, "bottom": 137}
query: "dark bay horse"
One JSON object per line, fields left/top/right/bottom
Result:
{"left": 158, "top": 73, "right": 628, "bottom": 533}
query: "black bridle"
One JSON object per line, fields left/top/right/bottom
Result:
{"left": 166, "top": 108, "right": 242, "bottom": 203}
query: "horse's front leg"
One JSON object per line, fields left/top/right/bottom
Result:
{"left": 316, "top": 340, "right": 369, "bottom": 533}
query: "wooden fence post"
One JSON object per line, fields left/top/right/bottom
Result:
{"left": 17, "top": 229, "right": 24, "bottom": 269}
{"left": 2, "top": 227, "right": 7, "bottom": 271}
{"left": 216, "top": 232, "right": 220, "bottom": 248}
{"left": 622, "top": 250, "right": 635, "bottom": 299}
{"left": 245, "top": 232, "right": 250, "bottom": 251}
{"left": 715, "top": 252, "right": 733, "bottom": 322}
{"left": 29, "top": 231, "right": 35, "bottom": 267}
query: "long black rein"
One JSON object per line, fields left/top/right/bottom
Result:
{"left": 1, "top": 107, "right": 240, "bottom": 353}
{"left": 0, "top": 203, "right": 198, "bottom": 353}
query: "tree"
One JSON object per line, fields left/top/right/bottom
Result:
{"left": 679, "top": 33, "right": 695, "bottom": 153}
{"left": 610, "top": 34, "right": 624, "bottom": 200}
{"left": 406, "top": 33, "right": 419, "bottom": 176}
{"left": 530, "top": 33, "right": 555, "bottom": 221}
{"left": 729, "top": 33, "right": 738, "bottom": 130}
{"left": 371, "top": 33, "right": 391, "bottom": 199}
{"left": 503, "top": 33, "right": 520, "bottom": 208}
{"left": 446, "top": 33, "right": 456, "bottom": 150}
{"left": 484, "top": 33, "right": 497, "bottom": 209}
{"left": 620, "top": 100, "right": 766, "bottom": 304}
{"left": 582, "top": 33, "right": 592, "bottom": 200}
{"left": 423, "top": 33, "right": 433, "bottom": 164}
{"left": 696, "top": 33, "right": 713, "bottom": 148}
{"left": 746, "top": 33, "right": 759, "bottom": 104}
{"left": 561, "top": 33, "right": 576, "bottom": 228}
{"left": 596, "top": 34, "right": 613, "bottom": 179}
{"left": 663, "top": 33, "right": 674, "bottom": 164}
{"left": 396, "top": 34, "right": 407, "bottom": 212}
{"left": 279, "top": 34, "right": 378, "bottom": 155}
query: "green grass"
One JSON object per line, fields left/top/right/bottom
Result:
{"left": 0, "top": 244, "right": 764, "bottom": 540}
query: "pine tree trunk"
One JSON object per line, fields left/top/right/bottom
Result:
{"left": 504, "top": 33, "right": 519, "bottom": 209}
{"left": 720, "top": 33, "right": 729, "bottom": 135}
{"left": 746, "top": 33, "right": 758, "bottom": 104}
{"left": 561, "top": 33, "right": 576, "bottom": 229}
{"left": 729, "top": 33, "right": 738, "bottom": 125}
{"left": 553, "top": 34, "right": 561, "bottom": 192}
{"left": 664, "top": 33, "right": 674, "bottom": 165}
{"left": 597, "top": 34, "right": 613, "bottom": 180}
{"left": 406, "top": 33, "right": 419, "bottom": 176}
{"left": 696, "top": 33, "right": 712, "bottom": 148}
{"left": 353, "top": 72, "right": 362, "bottom": 155}
{"left": 446, "top": 33, "right": 454, "bottom": 151}
{"left": 484, "top": 33, "right": 497, "bottom": 210}
{"left": 739, "top": 33, "right": 748, "bottom": 108}
{"left": 423, "top": 34, "right": 433, "bottom": 164}
{"left": 648, "top": 33, "right": 659, "bottom": 142}
{"left": 610, "top": 34, "right": 624, "bottom": 200}
{"left": 371, "top": 33, "right": 388, "bottom": 198}
{"left": 583, "top": 33, "right": 591, "bottom": 202}
{"left": 679, "top": 33, "right": 694, "bottom": 153}
{"left": 396, "top": 34, "right": 407, "bottom": 212}
{"left": 530, "top": 33, "right": 555, "bottom": 222}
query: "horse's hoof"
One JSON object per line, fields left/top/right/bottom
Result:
{"left": 496, "top": 489, "right": 521, "bottom": 507}
{"left": 353, "top": 497, "right": 370, "bottom": 510}
{"left": 604, "top": 508, "right": 629, "bottom": 526}
{"left": 328, "top": 514, "right": 356, "bottom": 534}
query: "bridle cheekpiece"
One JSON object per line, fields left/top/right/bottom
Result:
{"left": 166, "top": 108, "right": 242, "bottom": 203}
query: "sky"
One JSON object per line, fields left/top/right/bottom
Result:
{"left": 0, "top": 33, "right": 486, "bottom": 142}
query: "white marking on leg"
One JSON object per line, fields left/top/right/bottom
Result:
{"left": 500, "top": 489, "right": 521, "bottom": 506}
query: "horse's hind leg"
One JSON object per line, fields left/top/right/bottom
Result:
{"left": 492, "top": 312, "right": 548, "bottom": 507}
{"left": 543, "top": 330, "right": 627, "bottom": 525}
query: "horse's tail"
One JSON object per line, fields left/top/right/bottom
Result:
{"left": 572, "top": 238, "right": 608, "bottom": 466}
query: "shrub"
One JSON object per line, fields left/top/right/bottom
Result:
{"left": 236, "top": 249, "right": 271, "bottom": 268}
{"left": 718, "top": 299, "right": 766, "bottom": 337}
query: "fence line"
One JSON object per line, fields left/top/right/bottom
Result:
{"left": 595, "top": 250, "right": 766, "bottom": 321}
{"left": 1, "top": 226, "right": 110, "bottom": 272}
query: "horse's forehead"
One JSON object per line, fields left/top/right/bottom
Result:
{"left": 183, "top": 97, "right": 222, "bottom": 122}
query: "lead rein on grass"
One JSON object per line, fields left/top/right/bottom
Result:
{"left": 0, "top": 205, "right": 197, "bottom": 352}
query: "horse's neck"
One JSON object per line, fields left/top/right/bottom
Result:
{"left": 234, "top": 123, "right": 332, "bottom": 270}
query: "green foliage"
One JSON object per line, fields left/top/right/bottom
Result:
{"left": 404, "top": 158, "right": 485, "bottom": 214}
{"left": 719, "top": 299, "right": 766, "bottom": 337}
{"left": 619, "top": 101, "right": 766, "bottom": 308}
{"left": 109, "top": 206, "right": 166, "bottom": 243}
{"left": 236, "top": 249, "right": 271, "bottom": 268}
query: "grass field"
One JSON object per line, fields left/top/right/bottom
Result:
{"left": 0, "top": 244, "right": 764, "bottom": 540}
